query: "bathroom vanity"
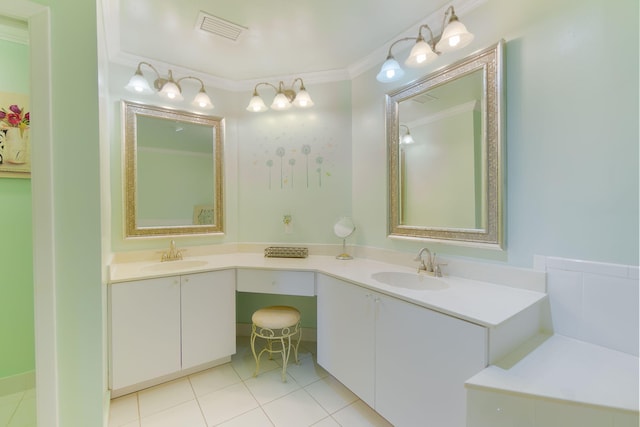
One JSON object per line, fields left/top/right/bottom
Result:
{"left": 108, "top": 251, "right": 546, "bottom": 427}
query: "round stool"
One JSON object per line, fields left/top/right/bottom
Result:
{"left": 250, "top": 306, "right": 302, "bottom": 382}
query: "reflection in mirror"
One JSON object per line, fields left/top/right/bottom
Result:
{"left": 334, "top": 217, "right": 355, "bottom": 260}
{"left": 386, "top": 40, "right": 504, "bottom": 248}
{"left": 123, "top": 101, "right": 224, "bottom": 237}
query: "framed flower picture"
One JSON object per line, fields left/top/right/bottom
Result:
{"left": 0, "top": 92, "right": 30, "bottom": 178}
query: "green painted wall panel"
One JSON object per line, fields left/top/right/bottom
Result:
{"left": 0, "top": 38, "right": 33, "bottom": 380}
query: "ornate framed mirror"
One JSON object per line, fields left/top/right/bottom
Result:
{"left": 386, "top": 40, "right": 504, "bottom": 248}
{"left": 123, "top": 101, "right": 224, "bottom": 237}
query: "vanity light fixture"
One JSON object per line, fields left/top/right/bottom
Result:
{"left": 376, "top": 5, "right": 474, "bottom": 83}
{"left": 125, "top": 62, "right": 214, "bottom": 110}
{"left": 399, "top": 124, "right": 415, "bottom": 145}
{"left": 246, "top": 78, "right": 314, "bottom": 112}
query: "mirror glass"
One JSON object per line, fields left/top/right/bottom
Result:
{"left": 123, "top": 101, "right": 224, "bottom": 237}
{"left": 386, "top": 41, "right": 504, "bottom": 248}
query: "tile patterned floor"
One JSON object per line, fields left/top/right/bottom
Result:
{"left": 0, "top": 387, "right": 36, "bottom": 427}
{"left": 109, "top": 337, "right": 393, "bottom": 427}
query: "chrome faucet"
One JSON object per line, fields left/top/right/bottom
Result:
{"left": 415, "top": 248, "right": 447, "bottom": 277}
{"left": 161, "top": 240, "right": 183, "bottom": 262}
{"left": 414, "top": 247, "right": 434, "bottom": 274}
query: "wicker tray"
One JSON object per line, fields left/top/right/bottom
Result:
{"left": 264, "top": 246, "right": 309, "bottom": 258}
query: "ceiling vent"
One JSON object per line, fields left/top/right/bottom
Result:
{"left": 196, "top": 11, "right": 247, "bottom": 42}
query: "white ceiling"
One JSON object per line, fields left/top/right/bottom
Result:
{"left": 102, "top": 0, "right": 482, "bottom": 89}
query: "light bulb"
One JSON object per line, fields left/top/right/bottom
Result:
{"left": 405, "top": 40, "right": 437, "bottom": 68}
{"left": 376, "top": 57, "right": 404, "bottom": 83}
{"left": 271, "top": 92, "right": 292, "bottom": 110}
{"left": 293, "top": 89, "right": 314, "bottom": 108}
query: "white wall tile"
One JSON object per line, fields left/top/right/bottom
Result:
{"left": 582, "top": 274, "right": 639, "bottom": 356}
{"left": 543, "top": 256, "right": 639, "bottom": 356}
{"left": 544, "top": 257, "right": 629, "bottom": 278}
{"left": 546, "top": 268, "right": 583, "bottom": 338}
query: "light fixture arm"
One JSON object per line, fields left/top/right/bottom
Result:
{"left": 252, "top": 82, "right": 279, "bottom": 97}
{"left": 416, "top": 24, "right": 437, "bottom": 50}
{"left": 157, "top": 69, "right": 179, "bottom": 91}
{"left": 291, "top": 77, "right": 307, "bottom": 91}
{"left": 136, "top": 61, "right": 161, "bottom": 81}
{"left": 176, "top": 75, "right": 206, "bottom": 91}
{"left": 385, "top": 36, "right": 418, "bottom": 60}
{"left": 442, "top": 6, "right": 457, "bottom": 32}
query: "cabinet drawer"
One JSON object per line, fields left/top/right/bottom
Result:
{"left": 237, "top": 269, "right": 315, "bottom": 296}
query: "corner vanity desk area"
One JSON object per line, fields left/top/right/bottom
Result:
{"left": 114, "top": 37, "right": 638, "bottom": 426}
{"left": 108, "top": 248, "right": 547, "bottom": 427}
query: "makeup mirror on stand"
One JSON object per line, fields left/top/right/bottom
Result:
{"left": 334, "top": 217, "right": 355, "bottom": 260}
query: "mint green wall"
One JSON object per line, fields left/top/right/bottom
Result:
{"left": 352, "top": 0, "right": 639, "bottom": 267}
{"left": 237, "top": 80, "right": 352, "bottom": 244}
{"left": 0, "top": 38, "right": 34, "bottom": 380}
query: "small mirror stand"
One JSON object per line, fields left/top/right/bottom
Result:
{"left": 334, "top": 217, "right": 355, "bottom": 260}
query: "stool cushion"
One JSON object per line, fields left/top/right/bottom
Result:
{"left": 252, "top": 306, "right": 301, "bottom": 330}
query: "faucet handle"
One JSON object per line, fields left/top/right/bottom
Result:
{"left": 434, "top": 262, "right": 448, "bottom": 277}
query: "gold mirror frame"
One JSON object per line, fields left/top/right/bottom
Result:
{"left": 386, "top": 40, "right": 504, "bottom": 248}
{"left": 123, "top": 101, "right": 224, "bottom": 237}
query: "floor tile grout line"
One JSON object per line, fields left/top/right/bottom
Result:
{"left": 187, "top": 375, "right": 209, "bottom": 427}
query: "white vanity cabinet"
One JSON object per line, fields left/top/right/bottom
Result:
{"left": 109, "top": 269, "right": 235, "bottom": 394}
{"left": 317, "top": 274, "right": 488, "bottom": 427}
{"left": 317, "top": 274, "right": 376, "bottom": 406}
{"left": 181, "top": 269, "right": 236, "bottom": 369}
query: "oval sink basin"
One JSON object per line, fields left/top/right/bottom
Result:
{"left": 142, "top": 259, "right": 209, "bottom": 273}
{"left": 371, "top": 271, "right": 448, "bottom": 291}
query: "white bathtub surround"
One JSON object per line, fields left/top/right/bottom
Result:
{"left": 466, "top": 257, "right": 639, "bottom": 427}
{"left": 536, "top": 255, "right": 639, "bottom": 356}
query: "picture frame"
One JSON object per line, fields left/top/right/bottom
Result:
{"left": 0, "top": 92, "right": 30, "bottom": 179}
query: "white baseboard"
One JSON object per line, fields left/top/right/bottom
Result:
{"left": 0, "top": 370, "right": 35, "bottom": 396}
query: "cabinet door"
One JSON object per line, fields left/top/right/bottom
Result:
{"left": 181, "top": 270, "right": 236, "bottom": 370}
{"left": 375, "top": 294, "right": 487, "bottom": 427}
{"left": 316, "top": 274, "right": 376, "bottom": 406}
{"left": 110, "top": 277, "right": 181, "bottom": 390}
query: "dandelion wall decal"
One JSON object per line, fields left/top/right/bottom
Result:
{"left": 266, "top": 159, "right": 273, "bottom": 189}
{"left": 302, "top": 144, "right": 311, "bottom": 188}
{"left": 288, "top": 158, "right": 296, "bottom": 188}
{"left": 316, "top": 156, "right": 324, "bottom": 187}
{"left": 276, "top": 147, "right": 285, "bottom": 189}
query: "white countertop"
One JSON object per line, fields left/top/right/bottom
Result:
{"left": 109, "top": 253, "right": 546, "bottom": 328}
{"left": 466, "top": 334, "right": 639, "bottom": 412}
